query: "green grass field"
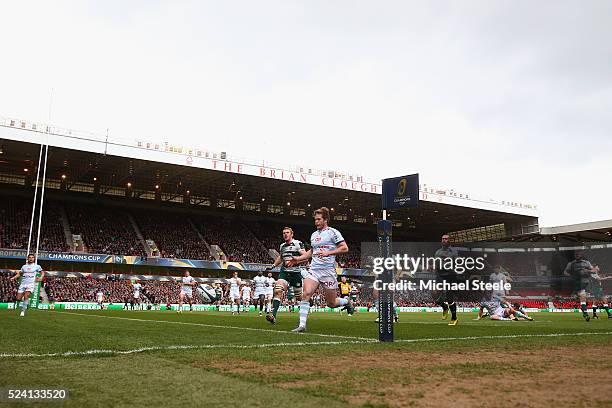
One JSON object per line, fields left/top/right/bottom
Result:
{"left": 1, "top": 309, "right": 611, "bottom": 407}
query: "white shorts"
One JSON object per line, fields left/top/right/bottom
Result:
{"left": 265, "top": 291, "right": 273, "bottom": 300}
{"left": 304, "top": 268, "right": 338, "bottom": 290}
{"left": 180, "top": 288, "right": 193, "bottom": 297}
{"left": 254, "top": 290, "right": 266, "bottom": 298}
{"left": 18, "top": 281, "right": 36, "bottom": 294}
{"left": 242, "top": 294, "right": 251, "bottom": 301}
{"left": 229, "top": 290, "right": 240, "bottom": 301}
{"left": 134, "top": 293, "right": 140, "bottom": 299}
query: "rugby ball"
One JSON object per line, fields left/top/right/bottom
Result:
{"left": 197, "top": 284, "right": 217, "bottom": 303}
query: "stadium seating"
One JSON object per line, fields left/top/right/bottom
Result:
{"left": 65, "top": 204, "right": 145, "bottom": 256}
{"left": 45, "top": 276, "right": 135, "bottom": 303}
{"left": 0, "top": 271, "right": 18, "bottom": 302}
{"left": 193, "top": 217, "right": 272, "bottom": 263}
{"left": 0, "top": 199, "right": 68, "bottom": 252}
{"left": 0, "top": 195, "right": 385, "bottom": 267}
{"left": 134, "top": 212, "right": 210, "bottom": 260}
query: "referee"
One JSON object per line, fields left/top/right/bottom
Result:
{"left": 339, "top": 276, "right": 353, "bottom": 315}
{"left": 434, "top": 234, "right": 460, "bottom": 326}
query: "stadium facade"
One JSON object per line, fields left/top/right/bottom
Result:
{"left": 0, "top": 116, "right": 540, "bottom": 279}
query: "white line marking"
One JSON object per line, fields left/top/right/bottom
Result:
{"left": 395, "top": 320, "right": 553, "bottom": 325}
{"left": 395, "top": 331, "right": 612, "bottom": 343}
{"left": 3, "top": 332, "right": 610, "bottom": 359}
{"left": 55, "top": 311, "right": 375, "bottom": 341}
{"left": 0, "top": 340, "right": 373, "bottom": 359}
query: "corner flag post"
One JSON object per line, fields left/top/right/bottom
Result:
{"left": 379, "top": 173, "right": 419, "bottom": 342}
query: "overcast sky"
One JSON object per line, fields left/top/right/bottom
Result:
{"left": 2, "top": 1, "right": 611, "bottom": 227}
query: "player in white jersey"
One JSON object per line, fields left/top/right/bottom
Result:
{"left": 474, "top": 265, "right": 512, "bottom": 320}
{"left": 241, "top": 284, "right": 252, "bottom": 312}
{"left": 178, "top": 271, "right": 196, "bottom": 313}
{"left": 264, "top": 272, "right": 275, "bottom": 314}
{"left": 287, "top": 207, "right": 351, "bottom": 332}
{"left": 97, "top": 290, "right": 104, "bottom": 310}
{"left": 253, "top": 270, "right": 268, "bottom": 316}
{"left": 10, "top": 254, "right": 45, "bottom": 317}
{"left": 227, "top": 271, "right": 242, "bottom": 314}
{"left": 490, "top": 266, "right": 511, "bottom": 302}
{"left": 132, "top": 281, "right": 142, "bottom": 310}
{"left": 481, "top": 299, "right": 533, "bottom": 321}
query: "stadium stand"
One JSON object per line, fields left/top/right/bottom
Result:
{"left": 45, "top": 276, "right": 135, "bottom": 303}
{"left": 65, "top": 203, "right": 145, "bottom": 256}
{"left": 193, "top": 217, "right": 272, "bottom": 263}
{"left": 0, "top": 199, "right": 68, "bottom": 252}
{"left": 134, "top": 212, "right": 210, "bottom": 260}
{"left": 0, "top": 271, "right": 18, "bottom": 302}
{"left": 0, "top": 195, "right": 371, "bottom": 266}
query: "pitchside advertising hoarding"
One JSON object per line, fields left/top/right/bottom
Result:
{"left": 0, "top": 249, "right": 367, "bottom": 276}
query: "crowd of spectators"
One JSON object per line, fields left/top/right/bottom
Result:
{"left": 0, "top": 271, "right": 17, "bottom": 302}
{"left": 195, "top": 218, "right": 273, "bottom": 263}
{"left": 66, "top": 204, "right": 145, "bottom": 256}
{"left": 45, "top": 276, "right": 135, "bottom": 303}
{"left": 0, "top": 200, "right": 68, "bottom": 252}
{"left": 249, "top": 221, "right": 311, "bottom": 252}
{"left": 1, "top": 197, "right": 376, "bottom": 267}
{"left": 134, "top": 213, "right": 210, "bottom": 260}
{"left": 336, "top": 240, "right": 362, "bottom": 268}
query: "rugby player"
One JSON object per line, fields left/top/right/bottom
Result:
{"left": 373, "top": 292, "right": 398, "bottom": 323}
{"left": 241, "top": 283, "right": 252, "bottom": 312}
{"left": 433, "top": 234, "right": 460, "bottom": 326}
{"left": 349, "top": 285, "right": 359, "bottom": 305}
{"left": 511, "top": 302, "right": 534, "bottom": 321}
{"left": 287, "top": 286, "right": 296, "bottom": 312}
{"left": 287, "top": 207, "right": 353, "bottom": 332}
{"left": 563, "top": 250, "right": 596, "bottom": 321}
{"left": 490, "top": 265, "right": 511, "bottom": 302}
{"left": 10, "top": 254, "right": 44, "bottom": 317}
{"left": 253, "top": 271, "right": 267, "bottom": 316}
{"left": 589, "top": 264, "right": 612, "bottom": 319}
{"left": 178, "top": 271, "right": 196, "bottom": 313}
{"left": 264, "top": 271, "right": 275, "bottom": 314}
{"left": 266, "top": 227, "right": 306, "bottom": 324}
{"left": 475, "top": 265, "right": 511, "bottom": 321}
{"left": 214, "top": 283, "right": 223, "bottom": 311}
{"left": 338, "top": 276, "right": 354, "bottom": 316}
{"left": 228, "top": 271, "right": 242, "bottom": 315}
{"left": 481, "top": 299, "right": 532, "bottom": 321}
{"left": 97, "top": 290, "right": 104, "bottom": 310}
{"left": 132, "top": 280, "right": 142, "bottom": 310}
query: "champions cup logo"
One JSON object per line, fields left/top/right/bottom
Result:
{"left": 392, "top": 178, "right": 412, "bottom": 206}
{"left": 396, "top": 178, "right": 408, "bottom": 197}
